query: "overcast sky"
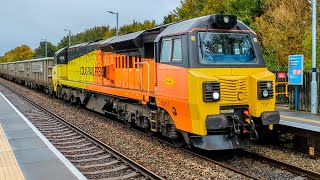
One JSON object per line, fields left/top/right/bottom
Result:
{"left": 0, "top": 0, "right": 181, "bottom": 56}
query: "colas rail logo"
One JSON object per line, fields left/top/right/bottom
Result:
{"left": 163, "top": 77, "right": 176, "bottom": 86}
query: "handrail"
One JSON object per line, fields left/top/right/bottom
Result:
{"left": 135, "top": 62, "right": 150, "bottom": 93}
{"left": 275, "top": 82, "right": 289, "bottom": 97}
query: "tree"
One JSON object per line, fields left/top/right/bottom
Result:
{"left": 254, "top": 0, "right": 312, "bottom": 71}
{"left": 163, "top": 0, "right": 263, "bottom": 26}
{"left": 0, "top": 56, "right": 5, "bottom": 63}
{"left": 119, "top": 20, "right": 157, "bottom": 34}
{"left": 2, "top": 45, "right": 34, "bottom": 62}
{"left": 57, "top": 26, "right": 112, "bottom": 49}
{"left": 34, "top": 41, "right": 58, "bottom": 58}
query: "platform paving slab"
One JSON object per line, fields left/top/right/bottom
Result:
{"left": 0, "top": 92, "right": 86, "bottom": 180}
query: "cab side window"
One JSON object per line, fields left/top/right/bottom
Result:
{"left": 160, "top": 37, "right": 182, "bottom": 63}
{"left": 160, "top": 40, "right": 171, "bottom": 63}
{"left": 172, "top": 39, "right": 182, "bottom": 61}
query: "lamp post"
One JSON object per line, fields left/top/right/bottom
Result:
{"left": 41, "top": 39, "right": 47, "bottom": 58}
{"left": 311, "top": 0, "right": 318, "bottom": 114}
{"left": 64, "top": 29, "right": 72, "bottom": 46}
{"left": 107, "top": 11, "right": 119, "bottom": 36}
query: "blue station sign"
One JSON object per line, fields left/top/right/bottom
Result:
{"left": 288, "top": 55, "right": 304, "bottom": 85}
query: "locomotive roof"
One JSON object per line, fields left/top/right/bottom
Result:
{"left": 154, "top": 15, "right": 207, "bottom": 42}
{"left": 103, "top": 30, "right": 145, "bottom": 45}
{"left": 154, "top": 15, "right": 250, "bottom": 42}
{"left": 57, "top": 14, "right": 251, "bottom": 54}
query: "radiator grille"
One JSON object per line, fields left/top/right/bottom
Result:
{"left": 218, "top": 77, "right": 248, "bottom": 104}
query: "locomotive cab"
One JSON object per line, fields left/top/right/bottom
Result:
{"left": 155, "top": 14, "right": 280, "bottom": 150}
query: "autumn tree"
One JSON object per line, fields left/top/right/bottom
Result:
{"left": 2, "top": 45, "right": 34, "bottom": 62}
{"left": 254, "top": 0, "right": 312, "bottom": 71}
{"left": 0, "top": 56, "right": 5, "bottom": 63}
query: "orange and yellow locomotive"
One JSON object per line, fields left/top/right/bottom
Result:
{"left": 52, "top": 14, "right": 280, "bottom": 150}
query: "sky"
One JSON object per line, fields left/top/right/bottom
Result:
{"left": 0, "top": 0, "right": 181, "bottom": 56}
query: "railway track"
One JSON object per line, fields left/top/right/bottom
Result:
{"left": 2, "top": 80, "right": 320, "bottom": 180}
{"left": 2, "top": 83, "right": 162, "bottom": 180}
{"left": 241, "top": 150, "right": 320, "bottom": 180}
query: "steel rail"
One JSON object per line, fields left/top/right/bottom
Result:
{"left": 1, "top": 82, "right": 163, "bottom": 180}
{"left": 242, "top": 150, "right": 320, "bottom": 180}
{"left": 7, "top": 79, "right": 320, "bottom": 179}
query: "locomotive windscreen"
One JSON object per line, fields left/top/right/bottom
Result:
{"left": 198, "top": 32, "right": 257, "bottom": 65}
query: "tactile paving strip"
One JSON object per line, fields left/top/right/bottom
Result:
{"left": 0, "top": 125, "right": 25, "bottom": 180}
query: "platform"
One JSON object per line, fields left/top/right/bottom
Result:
{"left": 0, "top": 92, "right": 86, "bottom": 180}
{"left": 277, "top": 105, "right": 320, "bottom": 132}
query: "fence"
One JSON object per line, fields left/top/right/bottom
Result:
{"left": 274, "top": 72, "right": 320, "bottom": 113}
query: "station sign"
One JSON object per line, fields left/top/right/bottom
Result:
{"left": 288, "top": 55, "right": 304, "bottom": 85}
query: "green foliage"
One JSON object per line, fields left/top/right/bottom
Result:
{"left": 164, "top": 0, "right": 263, "bottom": 26}
{"left": 0, "top": 56, "right": 5, "bottom": 63}
{"left": 226, "top": 0, "right": 264, "bottom": 25}
{"left": 57, "top": 26, "right": 112, "bottom": 49}
{"left": 302, "top": 29, "right": 320, "bottom": 71}
{"left": 254, "top": 0, "right": 312, "bottom": 70}
{"left": 119, "top": 20, "right": 156, "bottom": 35}
{"left": 34, "top": 41, "right": 58, "bottom": 58}
{"left": 57, "top": 21, "right": 157, "bottom": 50}
{"left": 166, "top": 0, "right": 320, "bottom": 71}
{"left": 1, "top": 45, "right": 34, "bottom": 62}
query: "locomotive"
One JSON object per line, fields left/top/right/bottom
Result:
{"left": 1, "top": 14, "right": 280, "bottom": 150}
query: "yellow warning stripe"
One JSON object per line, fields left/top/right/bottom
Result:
{"left": 0, "top": 125, "right": 25, "bottom": 180}
{"left": 281, "top": 115, "right": 320, "bottom": 125}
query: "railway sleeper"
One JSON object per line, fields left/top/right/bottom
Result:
{"left": 59, "top": 146, "right": 98, "bottom": 153}
{"left": 70, "top": 154, "right": 112, "bottom": 163}
{"left": 82, "top": 165, "right": 130, "bottom": 175}
{"left": 57, "top": 142, "right": 93, "bottom": 149}
{"left": 46, "top": 133, "right": 79, "bottom": 139}
{"left": 53, "top": 138, "right": 87, "bottom": 145}
{"left": 76, "top": 160, "right": 121, "bottom": 169}
{"left": 64, "top": 150, "right": 106, "bottom": 158}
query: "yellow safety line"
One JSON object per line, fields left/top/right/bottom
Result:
{"left": 281, "top": 115, "right": 320, "bottom": 125}
{"left": 0, "top": 125, "right": 25, "bottom": 180}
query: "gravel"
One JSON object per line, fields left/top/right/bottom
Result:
{"left": 247, "top": 145, "right": 320, "bottom": 173}
{"left": 0, "top": 79, "right": 246, "bottom": 180}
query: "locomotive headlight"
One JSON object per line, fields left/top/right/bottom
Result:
{"left": 262, "top": 90, "right": 269, "bottom": 98}
{"left": 266, "top": 82, "right": 272, "bottom": 89}
{"left": 203, "top": 82, "right": 220, "bottom": 102}
{"left": 258, "top": 81, "right": 274, "bottom": 99}
{"left": 223, "top": 16, "right": 230, "bottom": 23}
{"left": 212, "top": 92, "right": 220, "bottom": 100}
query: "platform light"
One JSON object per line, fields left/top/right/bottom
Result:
{"left": 107, "top": 11, "right": 119, "bottom": 36}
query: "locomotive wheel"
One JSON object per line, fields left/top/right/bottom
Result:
{"left": 144, "top": 125, "right": 154, "bottom": 136}
{"left": 125, "top": 114, "right": 134, "bottom": 128}
{"left": 124, "top": 120, "right": 133, "bottom": 128}
{"left": 172, "top": 134, "right": 185, "bottom": 147}
{"left": 143, "top": 118, "right": 154, "bottom": 136}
